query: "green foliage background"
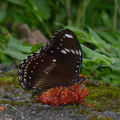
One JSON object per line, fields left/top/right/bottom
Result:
{"left": 0, "top": 0, "right": 120, "bottom": 86}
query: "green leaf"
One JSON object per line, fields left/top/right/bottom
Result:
{"left": 82, "top": 44, "right": 115, "bottom": 65}
{"left": 31, "top": 43, "right": 42, "bottom": 52}
{"left": 6, "top": 0, "right": 25, "bottom": 6}
{"left": 8, "top": 38, "right": 31, "bottom": 53}
{"left": 0, "top": 26, "right": 12, "bottom": 39}
{"left": 2, "top": 37, "right": 31, "bottom": 61}
{"left": 109, "top": 58, "right": 120, "bottom": 71}
{"left": 0, "top": 52, "right": 10, "bottom": 63}
{"left": 0, "top": 8, "right": 6, "bottom": 22}
{"left": 88, "top": 28, "right": 111, "bottom": 49}
{"left": 101, "top": 11, "right": 112, "bottom": 28}
{"left": 3, "top": 48, "right": 29, "bottom": 60}
{"left": 34, "top": 0, "right": 51, "bottom": 20}
{"left": 88, "top": 28, "right": 106, "bottom": 45}
{"left": 97, "top": 30, "right": 119, "bottom": 45}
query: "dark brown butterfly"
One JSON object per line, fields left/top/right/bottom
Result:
{"left": 19, "top": 29, "right": 84, "bottom": 93}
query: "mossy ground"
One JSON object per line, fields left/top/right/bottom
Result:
{"left": 86, "top": 83, "right": 120, "bottom": 112}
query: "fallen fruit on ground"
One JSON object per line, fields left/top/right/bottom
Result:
{"left": 36, "top": 81, "right": 89, "bottom": 106}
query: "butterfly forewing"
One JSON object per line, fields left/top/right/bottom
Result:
{"left": 42, "top": 29, "right": 82, "bottom": 75}
{"left": 19, "top": 29, "right": 83, "bottom": 91}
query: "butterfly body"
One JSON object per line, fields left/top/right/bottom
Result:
{"left": 19, "top": 29, "right": 84, "bottom": 92}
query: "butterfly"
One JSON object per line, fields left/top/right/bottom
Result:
{"left": 19, "top": 29, "right": 84, "bottom": 93}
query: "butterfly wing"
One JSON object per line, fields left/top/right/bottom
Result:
{"left": 19, "top": 29, "right": 83, "bottom": 91}
{"left": 42, "top": 29, "right": 82, "bottom": 75}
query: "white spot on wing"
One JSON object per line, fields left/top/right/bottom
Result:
{"left": 25, "top": 66, "right": 28, "bottom": 69}
{"left": 51, "top": 50, "right": 54, "bottom": 53}
{"left": 78, "top": 50, "right": 81, "bottom": 55}
{"left": 24, "top": 78, "right": 26, "bottom": 82}
{"left": 75, "top": 70, "right": 78, "bottom": 72}
{"left": 24, "top": 75, "right": 26, "bottom": 77}
{"left": 64, "top": 34, "right": 73, "bottom": 38}
{"left": 33, "top": 66, "right": 36, "bottom": 68}
{"left": 61, "top": 49, "right": 67, "bottom": 54}
{"left": 64, "top": 48, "right": 80, "bottom": 55}
{"left": 44, "top": 70, "right": 49, "bottom": 75}
{"left": 53, "top": 59, "right": 56, "bottom": 62}
{"left": 76, "top": 65, "right": 79, "bottom": 67}
{"left": 64, "top": 48, "right": 70, "bottom": 52}
{"left": 44, "top": 62, "right": 56, "bottom": 75}
{"left": 70, "top": 49, "right": 75, "bottom": 54}
{"left": 75, "top": 50, "right": 79, "bottom": 55}
{"left": 24, "top": 72, "right": 27, "bottom": 74}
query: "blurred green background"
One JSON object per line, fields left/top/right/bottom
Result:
{"left": 0, "top": 0, "right": 120, "bottom": 86}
